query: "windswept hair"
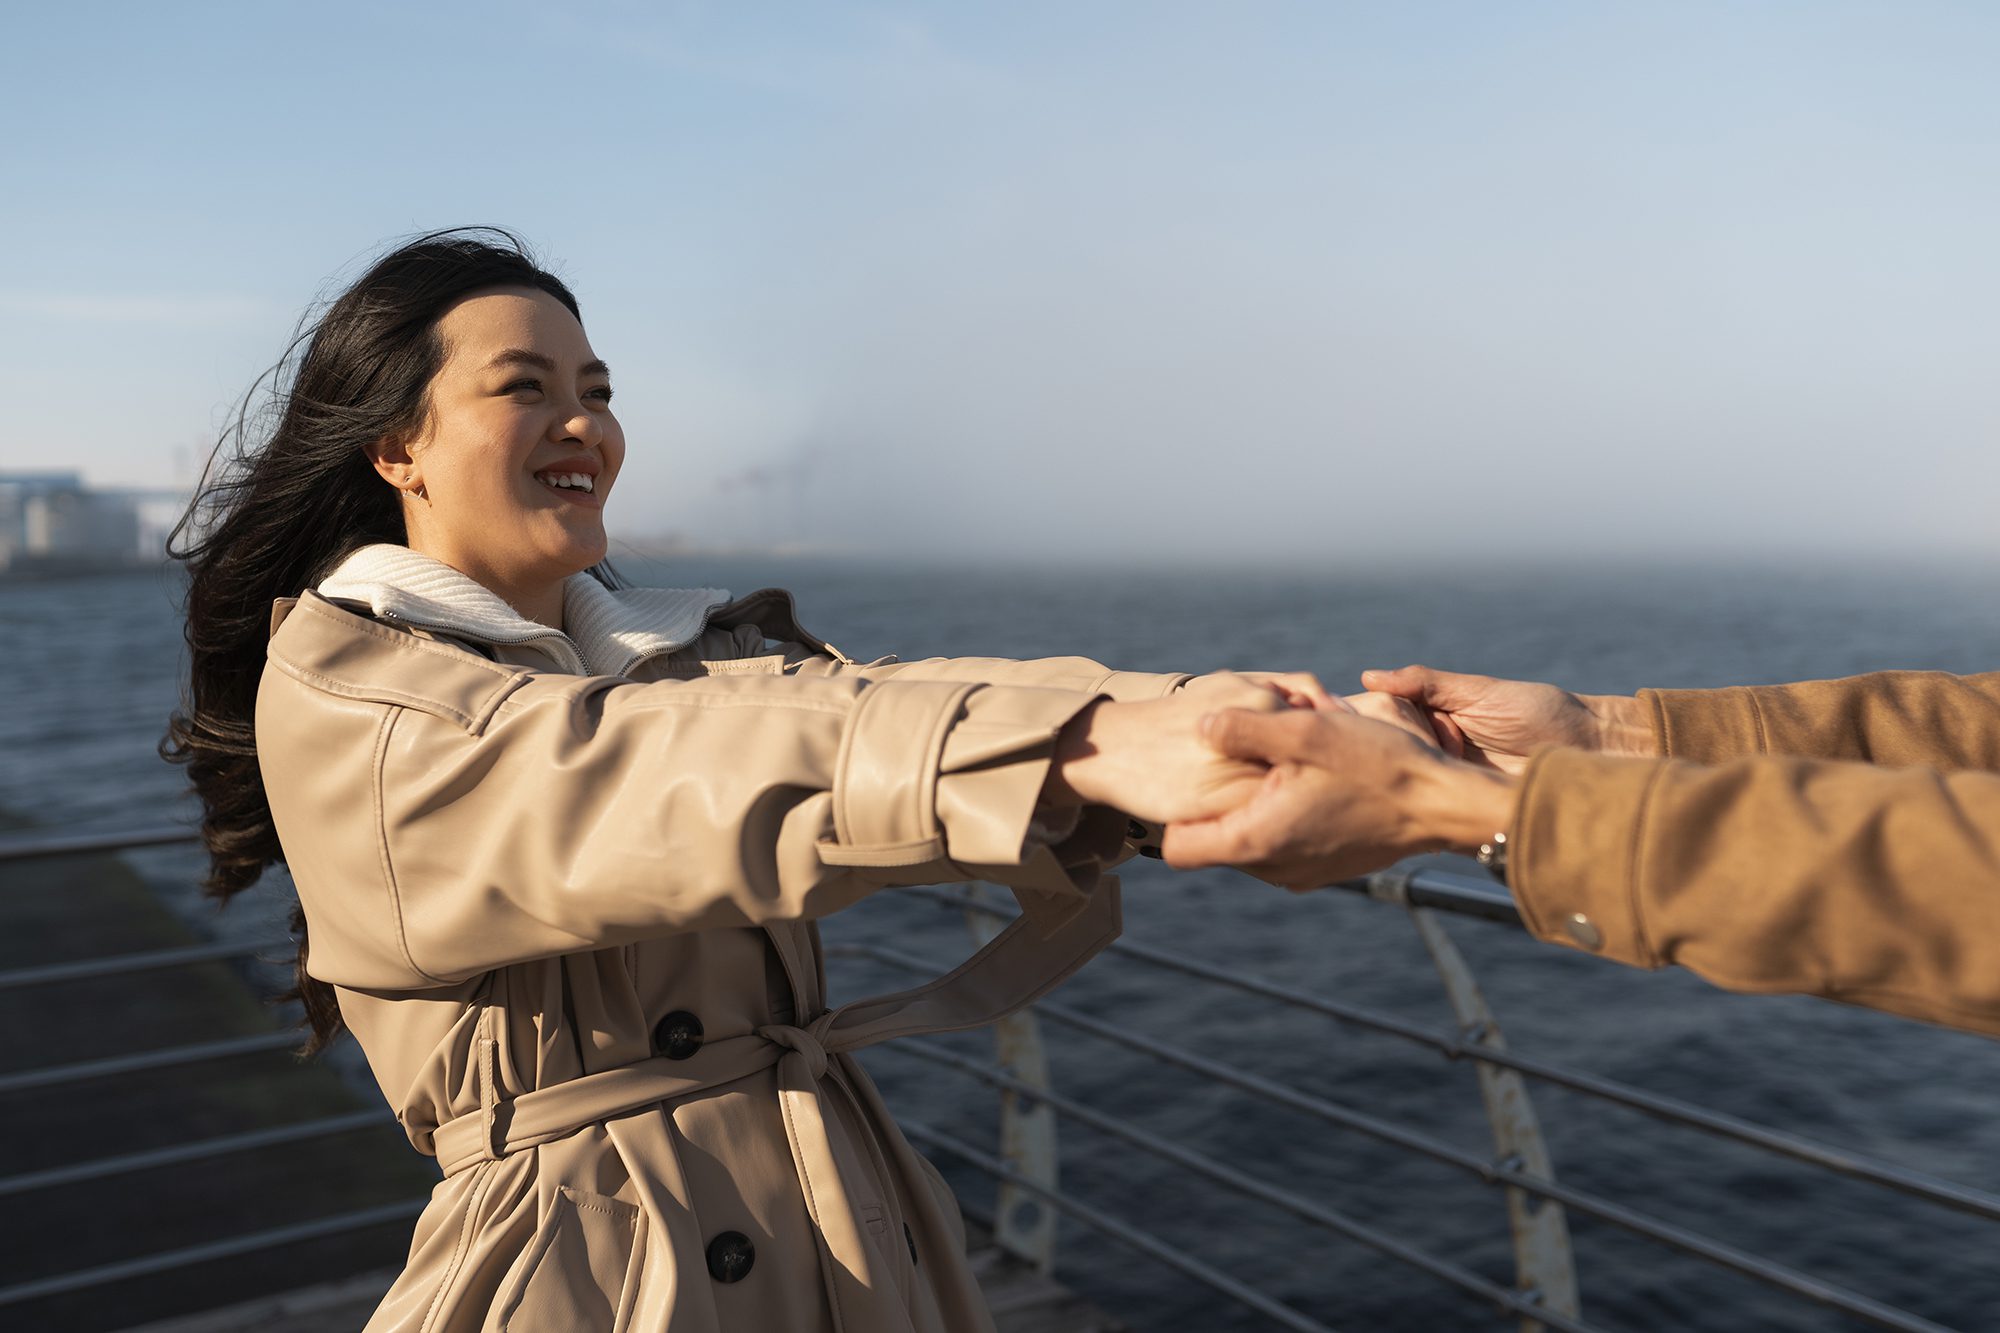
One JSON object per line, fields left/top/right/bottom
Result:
{"left": 163, "top": 227, "right": 590, "bottom": 1053}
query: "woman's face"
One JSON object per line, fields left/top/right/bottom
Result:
{"left": 376, "top": 286, "right": 625, "bottom": 615}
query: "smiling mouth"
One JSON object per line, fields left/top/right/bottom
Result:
{"left": 535, "top": 471, "right": 595, "bottom": 495}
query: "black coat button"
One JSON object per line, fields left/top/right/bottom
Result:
{"left": 706, "top": 1230, "right": 755, "bottom": 1283}
{"left": 654, "top": 1010, "right": 704, "bottom": 1059}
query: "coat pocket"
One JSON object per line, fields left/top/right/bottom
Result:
{"left": 495, "top": 1186, "right": 643, "bottom": 1333}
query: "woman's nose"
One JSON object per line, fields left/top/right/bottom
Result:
{"left": 556, "top": 403, "right": 603, "bottom": 446}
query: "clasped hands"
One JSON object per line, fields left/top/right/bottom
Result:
{"left": 1045, "top": 666, "right": 1654, "bottom": 890}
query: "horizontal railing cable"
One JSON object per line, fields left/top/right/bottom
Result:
{"left": 0, "top": 938, "right": 283, "bottom": 991}
{"left": 1338, "top": 865, "right": 1526, "bottom": 926}
{"left": 0, "top": 825, "right": 199, "bottom": 864}
{"left": 1112, "top": 928, "right": 2000, "bottom": 1227}
{"left": 0, "top": 1111, "right": 392, "bottom": 1198}
{"left": 0, "top": 1199, "right": 426, "bottom": 1308}
{"left": 903, "top": 1118, "right": 1339, "bottom": 1333}
{"left": 0, "top": 1032, "right": 299, "bottom": 1095}
{"left": 878, "top": 1039, "right": 1602, "bottom": 1333}
{"left": 840, "top": 942, "right": 1961, "bottom": 1333}
{"left": 906, "top": 887, "right": 2000, "bottom": 1226}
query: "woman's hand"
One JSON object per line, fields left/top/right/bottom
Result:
{"left": 1183, "top": 669, "right": 1342, "bottom": 712}
{"left": 1360, "top": 665, "right": 1653, "bottom": 775}
{"left": 1046, "top": 675, "right": 1289, "bottom": 823}
{"left": 1341, "top": 690, "right": 1446, "bottom": 752}
{"left": 1162, "top": 708, "right": 1521, "bottom": 890}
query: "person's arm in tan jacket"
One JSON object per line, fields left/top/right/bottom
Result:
{"left": 1167, "top": 665, "right": 2000, "bottom": 1038}
{"left": 1643, "top": 670, "right": 2000, "bottom": 771}
{"left": 1358, "top": 663, "right": 2000, "bottom": 773}
{"left": 1511, "top": 747, "right": 2000, "bottom": 1035}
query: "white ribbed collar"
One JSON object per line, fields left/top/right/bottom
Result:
{"left": 318, "top": 544, "right": 732, "bottom": 677}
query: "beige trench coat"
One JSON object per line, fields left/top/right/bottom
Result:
{"left": 256, "top": 545, "right": 1188, "bottom": 1332}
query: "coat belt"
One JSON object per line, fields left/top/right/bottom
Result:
{"left": 427, "top": 883, "right": 1121, "bottom": 1177}
{"left": 432, "top": 1031, "right": 794, "bottom": 1175}
{"left": 422, "top": 883, "right": 1123, "bottom": 1330}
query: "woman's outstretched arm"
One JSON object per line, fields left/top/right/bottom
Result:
{"left": 257, "top": 594, "right": 1278, "bottom": 989}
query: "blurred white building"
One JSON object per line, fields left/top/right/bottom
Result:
{"left": 0, "top": 472, "right": 164, "bottom": 575}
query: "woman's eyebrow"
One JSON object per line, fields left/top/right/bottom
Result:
{"left": 486, "top": 348, "right": 556, "bottom": 373}
{"left": 484, "top": 348, "right": 611, "bottom": 378}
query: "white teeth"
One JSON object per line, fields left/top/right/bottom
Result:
{"left": 537, "top": 471, "right": 595, "bottom": 494}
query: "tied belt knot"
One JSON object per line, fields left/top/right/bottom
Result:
{"left": 757, "top": 1016, "right": 835, "bottom": 1081}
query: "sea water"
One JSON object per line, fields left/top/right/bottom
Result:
{"left": 3, "top": 556, "right": 1997, "bottom": 1332}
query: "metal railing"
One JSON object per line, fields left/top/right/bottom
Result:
{"left": 1, "top": 826, "right": 1990, "bottom": 1332}
{"left": 835, "top": 930, "right": 1972, "bottom": 1333}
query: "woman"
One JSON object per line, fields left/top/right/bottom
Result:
{"left": 166, "top": 228, "right": 1318, "bottom": 1332}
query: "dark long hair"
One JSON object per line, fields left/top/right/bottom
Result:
{"left": 164, "top": 228, "right": 586, "bottom": 1054}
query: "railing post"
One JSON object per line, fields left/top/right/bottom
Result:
{"left": 962, "top": 884, "right": 1059, "bottom": 1272}
{"left": 1402, "top": 894, "right": 1581, "bottom": 1330}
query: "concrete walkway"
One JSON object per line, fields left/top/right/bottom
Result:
{"left": 122, "top": 1220, "right": 1133, "bottom": 1333}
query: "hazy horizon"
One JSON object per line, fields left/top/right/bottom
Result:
{"left": 6, "top": 3, "right": 1995, "bottom": 564}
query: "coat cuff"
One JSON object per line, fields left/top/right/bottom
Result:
{"left": 1510, "top": 748, "right": 1669, "bottom": 969}
{"left": 824, "top": 680, "right": 1107, "bottom": 900}
{"left": 1642, "top": 687, "right": 1769, "bottom": 762}
{"left": 1097, "top": 669, "right": 1192, "bottom": 700}
{"left": 936, "top": 685, "right": 1117, "bottom": 899}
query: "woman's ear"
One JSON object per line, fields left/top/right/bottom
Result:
{"left": 364, "top": 436, "right": 426, "bottom": 502}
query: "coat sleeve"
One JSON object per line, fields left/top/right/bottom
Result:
{"left": 693, "top": 590, "right": 1192, "bottom": 701}
{"left": 781, "top": 644, "right": 1193, "bottom": 700}
{"left": 1508, "top": 747, "right": 2000, "bottom": 1036}
{"left": 1641, "top": 671, "right": 2000, "bottom": 770}
{"left": 259, "top": 602, "right": 1123, "bottom": 990}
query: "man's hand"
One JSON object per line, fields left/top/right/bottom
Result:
{"left": 1360, "top": 665, "right": 1653, "bottom": 775}
{"left": 1162, "top": 708, "right": 1520, "bottom": 890}
{"left": 1046, "top": 675, "right": 1289, "bottom": 824}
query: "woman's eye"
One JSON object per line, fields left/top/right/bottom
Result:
{"left": 502, "top": 378, "right": 543, "bottom": 396}
{"left": 587, "top": 385, "right": 615, "bottom": 404}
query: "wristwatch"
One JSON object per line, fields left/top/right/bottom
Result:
{"left": 1475, "top": 831, "right": 1509, "bottom": 885}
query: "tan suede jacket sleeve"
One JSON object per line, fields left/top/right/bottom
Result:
{"left": 257, "top": 594, "right": 1135, "bottom": 991}
{"left": 1644, "top": 670, "right": 2000, "bottom": 770}
{"left": 1510, "top": 671, "right": 2000, "bottom": 1036}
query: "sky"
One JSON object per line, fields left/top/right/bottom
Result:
{"left": 3, "top": 2, "right": 1996, "bottom": 564}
